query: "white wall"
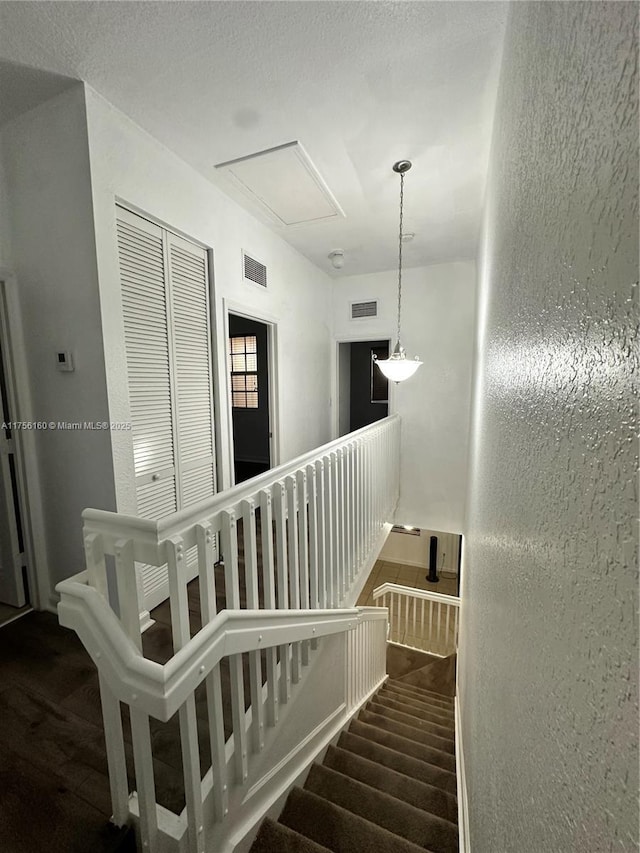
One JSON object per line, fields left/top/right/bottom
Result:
{"left": 332, "top": 262, "right": 476, "bottom": 533}
{"left": 84, "top": 86, "right": 333, "bottom": 510}
{"left": 459, "top": 3, "right": 638, "bottom": 851}
{"left": 1, "top": 85, "right": 116, "bottom": 597}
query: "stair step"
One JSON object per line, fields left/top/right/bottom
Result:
{"left": 250, "top": 817, "right": 333, "bottom": 853}
{"left": 358, "top": 709, "right": 456, "bottom": 755}
{"left": 280, "top": 786, "right": 428, "bottom": 853}
{"left": 350, "top": 719, "right": 456, "bottom": 773}
{"left": 379, "top": 687, "right": 455, "bottom": 721}
{"left": 305, "top": 763, "right": 459, "bottom": 853}
{"left": 386, "top": 680, "right": 455, "bottom": 707}
{"left": 381, "top": 685, "right": 455, "bottom": 718}
{"left": 338, "top": 731, "right": 457, "bottom": 796}
{"left": 367, "top": 699, "right": 455, "bottom": 740}
{"left": 324, "top": 745, "right": 458, "bottom": 824}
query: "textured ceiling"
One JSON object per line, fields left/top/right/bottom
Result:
{"left": 0, "top": 1, "right": 508, "bottom": 277}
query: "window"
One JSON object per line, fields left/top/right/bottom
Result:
{"left": 229, "top": 335, "right": 258, "bottom": 408}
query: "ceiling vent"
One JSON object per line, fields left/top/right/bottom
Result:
{"left": 243, "top": 252, "right": 267, "bottom": 288}
{"left": 350, "top": 300, "right": 378, "bottom": 320}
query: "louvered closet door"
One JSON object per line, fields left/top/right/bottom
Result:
{"left": 166, "top": 232, "right": 216, "bottom": 508}
{"left": 117, "top": 209, "right": 177, "bottom": 519}
{"left": 116, "top": 207, "right": 217, "bottom": 614}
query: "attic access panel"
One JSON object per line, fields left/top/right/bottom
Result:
{"left": 215, "top": 141, "right": 345, "bottom": 227}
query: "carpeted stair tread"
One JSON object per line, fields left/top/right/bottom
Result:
{"left": 380, "top": 687, "right": 455, "bottom": 722}
{"left": 386, "top": 680, "right": 454, "bottom": 708}
{"left": 338, "top": 731, "right": 457, "bottom": 796}
{"left": 397, "top": 655, "right": 456, "bottom": 698}
{"left": 379, "top": 688, "right": 455, "bottom": 726}
{"left": 367, "top": 699, "right": 455, "bottom": 740}
{"left": 357, "top": 709, "right": 456, "bottom": 755}
{"left": 280, "top": 786, "right": 429, "bottom": 853}
{"left": 350, "top": 719, "right": 456, "bottom": 773}
{"left": 324, "top": 745, "right": 458, "bottom": 824}
{"left": 305, "top": 763, "right": 459, "bottom": 853}
{"left": 250, "top": 818, "right": 333, "bottom": 853}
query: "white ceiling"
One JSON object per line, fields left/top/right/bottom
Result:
{"left": 0, "top": 1, "right": 508, "bottom": 277}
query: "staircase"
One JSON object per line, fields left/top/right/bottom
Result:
{"left": 250, "top": 670, "right": 458, "bottom": 853}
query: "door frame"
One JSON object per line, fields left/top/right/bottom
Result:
{"left": 0, "top": 270, "right": 49, "bottom": 610}
{"left": 221, "top": 299, "right": 280, "bottom": 488}
{"left": 332, "top": 333, "right": 394, "bottom": 439}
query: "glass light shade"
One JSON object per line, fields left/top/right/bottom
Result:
{"left": 374, "top": 345, "right": 422, "bottom": 384}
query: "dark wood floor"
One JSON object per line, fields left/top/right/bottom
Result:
{"left": 0, "top": 610, "right": 136, "bottom": 852}
{"left": 0, "top": 567, "right": 264, "bottom": 853}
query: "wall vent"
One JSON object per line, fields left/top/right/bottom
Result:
{"left": 243, "top": 252, "right": 267, "bottom": 288}
{"left": 350, "top": 300, "right": 378, "bottom": 320}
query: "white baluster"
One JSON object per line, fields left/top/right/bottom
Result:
{"left": 195, "top": 523, "right": 227, "bottom": 822}
{"left": 428, "top": 600, "right": 434, "bottom": 653}
{"left": 259, "top": 490, "right": 278, "bottom": 727}
{"left": 335, "top": 448, "right": 346, "bottom": 599}
{"left": 220, "top": 510, "right": 247, "bottom": 782}
{"left": 98, "top": 673, "right": 129, "bottom": 827}
{"left": 445, "top": 602, "right": 451, "bottom": 656}
{"left": 285, "top": 476, "right": 301, "bottom": 684}
{"left": 166, "top": 537, "right": 205, "bottom": 853}
{"left": 84, "top": 531, "right": 108, "bottom": 602}
{"left": 114, "top": 538, "right": 141, "bottom": 652}
{"left": 323, "top": 456, "right": 334, "bottom": 607}
{"left": 273, "top": 482, "right": 290, "bottom": 704}
{"left": 437, "top": 601, "right": 442, "bottom": 655}
{"left": 130, "top": 708, "right": 158, "bottom": 851}
{"left": 314, "top": 460, "right": 327, "bottom": 609}
{"left": 454, "top": 605, "right": 460, "bottom": 652}
{"left": 329, "top": 451, "right": 341, "bottom": 605}
{"left": 242, "top": 499, "right": 264, "bottom": 753}
{"left": 296, "top": 470, "right": 310, "bottom": 666}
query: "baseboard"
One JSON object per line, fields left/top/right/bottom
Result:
{"left": 454, "top": 694, "right": 470, "bottom": 852}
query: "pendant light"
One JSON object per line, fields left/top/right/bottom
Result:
{"left": 373, "top": 160, "right": 423, "bottom": 384}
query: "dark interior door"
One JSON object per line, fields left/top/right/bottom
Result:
{"left": 229, "top": 314, "right": 270, "bottom": 484}
{"left": 349, "top": 340, "right": 389, "bottom": 431}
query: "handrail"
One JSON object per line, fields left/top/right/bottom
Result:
{"left": 373, "top": 582, "right": 460, "bottom": 606}
{"left": 57, "top": 570, "right": 383, "bottom": 721}
{"left": 83, "top": 414, "right": 401, "bottom": 537}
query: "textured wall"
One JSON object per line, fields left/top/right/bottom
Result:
{"left": 459, "top": 3, "right": 638, "bottom": 852}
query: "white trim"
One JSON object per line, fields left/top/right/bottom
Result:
{"left": 455, "top": 689, "right": 470, "bottom": 852}
{"left": 222, "top": 299, "right": 281, "bottom": 488}
{"left": 0, "top": 271, "right": 50, "bottom": 610}
{"left": 332, "top": 333, "right": 394, "bottom": 439}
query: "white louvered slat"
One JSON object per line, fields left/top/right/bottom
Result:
{"left": 168, "top": 234, "right": 216, "bottom": 511}
{"left": 117, "top": 210, "right": 175, "bottom": 487}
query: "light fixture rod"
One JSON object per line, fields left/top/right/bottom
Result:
{"left": 392, "top": 159, "right": 411, "bottom": 349}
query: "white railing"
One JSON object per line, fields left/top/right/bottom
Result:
{"left": 346, "top": 607, "right": 389, "bottom": 711}
{"left": 56, "top": 417, "right": 399, "bottom": 852}
{"left": 373, "top": 582, "right": 460, "bottom": 657}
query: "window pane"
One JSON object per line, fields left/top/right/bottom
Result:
{"left": 245, "top": 353, "right": 257, "bottom": 372}
{"left": 246, "top": 374, "right": 258, "bottom": 392}
{"left": 245, "top": 335, "right": 257, "bottom": 353}
{"left": 231, "top": 353, "right": 246, "bottom": 372}
{"left": 232, "top": 375, "right": 246, "bottom": 391}
{"left": 246, "top": 392, "right": 258, "bottom": 408}
{"left": 230, "top": 337, "right": 246, "bottom": 354}
{"left": 233, "top": 392, "right": 246, "bottom": 408}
